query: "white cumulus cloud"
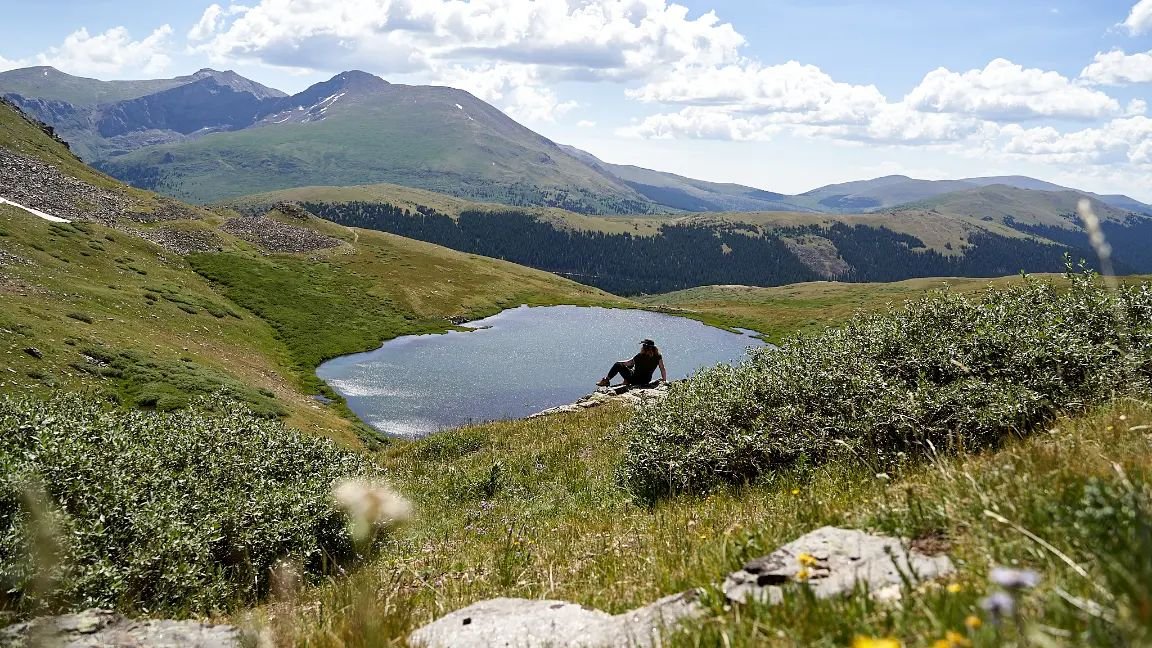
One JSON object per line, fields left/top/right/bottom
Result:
{"left": 628, "top": 61, "right": 887, "bottom": 126}
{"left": 999, "top": 116, "right": 1152, "bottom": 166}
{"left": 433, "top": 63, "right": 576, "bottom": 123}
{"left": 189, "top": 0, "right": 745, "bottom": 78}
{"left": 1122, "top": 0, "right": 1152, "bottom": 35}
{"left": 0, "top": 53, "right": 23, "bottom": 72}
{"left": 905, "top": 58, "right": 1122, "bottom": 121}
{"left": 1080, "top": 49, "right": 1152, "bottom": 85}
{"left": 29, "top": 25, "right": 174, "bottom": 77}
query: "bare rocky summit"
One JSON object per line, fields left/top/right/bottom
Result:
{"left": 221, "top": 215, "right": 342, "bottom": 253}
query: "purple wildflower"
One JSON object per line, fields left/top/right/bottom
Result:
{"left": 989, "top": 566, "right": 1042, "bottom": 589}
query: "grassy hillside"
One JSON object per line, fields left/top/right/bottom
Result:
{"left": 639, "top": 275, "right": 1047, "bottom": 342}
{"left": 225, "top": 183, "right": 672, "bottom": 236}
{"left": 0, "top": 99, "right": 628, "bottom": 445}
{"left": 899, "top": 184, "right": 1132, "bottom": 227}
{"left": 0, "top": 67, "right": 189, "bottom": 105}
{"left": 239, "top": 274, "right": 1152, "bottom": 646}
{"left": 794, "top": 175, "right": 977, "bottom": 212}
{"left": 93, "top": 76, "right": 656, "bottom": 214}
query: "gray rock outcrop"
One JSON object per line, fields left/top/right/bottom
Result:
{"left": 409, "top": 591, "right": 702, "bottom": 648}
{"left": 723, "top": 526, "right": 954, "bottom": 605}
{"left": 221, "top": 215, "right": 342, "bottom": 253}
{"left": 410, "top": 527, "right": 954, "bottom": 648}
{"left": 130, "top": 226, "right": 223, "bottom": 255}
{"left": 0, "top": 608, "right": 241, "bottom": 648}
{"left": 529, "top": 383, "right": 669, "bottom": 418}
{"left": 0, "top": 150, "right": 143, "bottom": 226}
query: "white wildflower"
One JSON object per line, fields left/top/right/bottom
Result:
{"left": 333, "top": 479, "right": 412, "bottom": 542}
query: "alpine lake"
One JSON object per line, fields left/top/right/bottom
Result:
{"left": 318, "top": 305, "right": 766, "bottom": 438}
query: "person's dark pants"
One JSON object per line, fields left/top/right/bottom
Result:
{"left": 606, "top": 362, "right": 636, "bottom": 384}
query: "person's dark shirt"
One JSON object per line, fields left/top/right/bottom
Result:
{"left": 631, "top": 352, "right": 661, "bottom": 384}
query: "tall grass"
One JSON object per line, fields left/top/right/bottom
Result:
{"left": 254, "top": 398, "right": 1152, "bottom": 647}
{"left": 621, "top": 268, "right": 1152, "bottom": 499}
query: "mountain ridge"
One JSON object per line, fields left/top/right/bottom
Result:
{"left": 2, "top": 65, "right": 1148, "bottom": 216}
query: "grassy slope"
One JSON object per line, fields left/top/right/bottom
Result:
{"left": 899, "top": 185, "right": 1133, "bottom": 227}
{"left": 0, "top": 99, "right": 629, "bottom": 444}
{"left": 225, "top": 183, "right": 672, "bottom": 236}
{"left": 641, "top": 274, "right": 1152, "bottom": 343}
{"left": 0, "top": 205, "right": 625, "bottom": 444}
{"left": 228, "top": 185, "right": 1047, "bottom": 254}
{"left": 95, "top": 84, "right": 653, "bottom": 213}
{"left": 0, "top": 67, "right": 187, "bottom": 105}
{"left": 253, "top": 393, "right": 1152, "bottom": 647}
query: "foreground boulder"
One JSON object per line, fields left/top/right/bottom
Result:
{"left": 0, "top": 609, "right": 240, "bottom": 648}
{"left": 408, "top": 591, "right": 701, "bottom": 648}
{"left": 409, "top": 527, "right": 954, "bottom": 647}
{"left": 723, "top": 526, "right": 955, "bottom": 604}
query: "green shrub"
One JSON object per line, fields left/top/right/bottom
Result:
{"left": 74, "top": 346, "right": 286, "bottom": 419}
{"left": 620, "top": 270, "right": 1152, "bottom": 500}
{"left": 65, "top": 312, "right": 93, "bottom": 324}
{"left": 0, "top": 394, "right": 386, "bottom": 615}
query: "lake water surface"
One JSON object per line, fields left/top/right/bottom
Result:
{"left": 317, "top": 305, "right": 765, "bottom": 437}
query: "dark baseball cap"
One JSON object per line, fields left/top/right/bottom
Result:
{"left": 640, "top": 339, "right": 656, "bottom": 347}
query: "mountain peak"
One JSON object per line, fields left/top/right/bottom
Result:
{"left": 186, "top": 69, "right": 286, "bottom": 99}
{"left": 327, "top": 70, "right": 390, "bottom": 91}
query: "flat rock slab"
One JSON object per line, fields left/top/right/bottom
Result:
{"left": 529, "top": 383, "right": 669, "bottom": 419}
{"left": 0, "top": 608, "right": 241, "bottom": 648}
{"left": 409, "top": 591, "right": 701, "bottom": 648}
{"left": 724, "top": 526, "right": 954, "bottom": 605}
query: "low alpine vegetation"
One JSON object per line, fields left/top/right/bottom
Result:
{"left": 621, "top": 268, "right": 1152, "bottom": 499}
{"left": 0, "top": 394, "right": 390, "bottom": 616}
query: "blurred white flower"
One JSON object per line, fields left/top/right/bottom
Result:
{"left": 332, "top": 479, "right": 412, "bottom": 542}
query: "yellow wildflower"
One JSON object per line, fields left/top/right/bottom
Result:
{"left": 852, "top": 637, "right": 901, "bottom": 648}
{"left": 791, "top": 488, "right": 800, "bottom": 495}
{"left": 945, "top": 630, "right": 972, "bottom": 647}
{"left": 797, "top": 552, "right": 820, "bottom": 567}
{"left": 946, "top": 582, "right": 963, "bottom": 594}
{"left": 964, "top": 615, "right": 982, "bottom": 630}
{"left": 796, "top": 567, "right": 811, "bottom": 581}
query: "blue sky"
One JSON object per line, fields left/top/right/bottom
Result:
{"left": 2, "top": 0, "right": 1151, "bottom": 200}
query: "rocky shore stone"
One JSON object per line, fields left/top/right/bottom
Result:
{"left": 408, "top": 591, "right": 702, "bottom": 648}
{"left": 723, "top": 526, "right": 955, "bottom": 605}
{"left": 529, "top": 382, "right": 670, "bottom": 418}
{"left": 0, "top": 608, "right": 241, "bottom": 648}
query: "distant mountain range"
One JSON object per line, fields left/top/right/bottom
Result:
{"left": 3, "top": 90, "right": 1151, "bottom": 298}
{"left": 2, "top": 65, "right": 1150, "bottom": 219}
{"left": 1, "top": 67, "right": 653, "bottom": 213}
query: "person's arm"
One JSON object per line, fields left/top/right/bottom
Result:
{"left": 658, "top": 358, "right": 667, "bottom": 382}
{"left": 624, "top": 356, "right": 636, "bottom": 368}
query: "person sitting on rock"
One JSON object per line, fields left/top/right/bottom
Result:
{"left": 597, "top": 339, "right": 667, "bottom": 388}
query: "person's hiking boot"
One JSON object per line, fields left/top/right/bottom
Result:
{"left": 596, "top": 378, "right": 610, "bottom": 387}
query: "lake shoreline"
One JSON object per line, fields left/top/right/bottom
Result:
{"left": 318, "top": 305, "right": 766, "bottom": 438}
